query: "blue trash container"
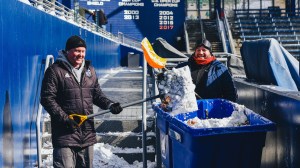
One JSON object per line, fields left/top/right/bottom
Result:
{"left": 154, "top": 103, "right": 173, "bottom": 168}
{"left": 153, "top": 99, "right": 276, "bottom": 168}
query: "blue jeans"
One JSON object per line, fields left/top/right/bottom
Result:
{"left": 53, "top": 146, "right": 94, "bottom": 168}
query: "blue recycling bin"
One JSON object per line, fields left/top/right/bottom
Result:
{"left": 155, "top": 104, "right": 173, "bottom": 168}
{"left": 153, "top": 99, "right": 276, "bottom": 168}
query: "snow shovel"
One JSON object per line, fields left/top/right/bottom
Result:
{"left": 141, "top": 37, "right": 167, "bottom": 69}
{"left": 69, "top": 94, "right": 162, "bottom": 126}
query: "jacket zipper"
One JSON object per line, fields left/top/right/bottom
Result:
{"left": 62, "top": 61, "right": 87, "bottom": 147}
{"left": 79, "top": 69, "right": 86, "bottom": 147}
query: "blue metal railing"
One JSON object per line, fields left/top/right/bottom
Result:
{"left": 223, "top": 12, "right": 236, "bottom": 54}
{"left": 36, "top": 55, "right": 54, "bottom": 167}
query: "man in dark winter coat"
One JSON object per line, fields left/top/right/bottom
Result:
{"left": 92, "top": 9, "right": 108, "bottom": 28}
{"left": 40, "top": 35, "right": 123, "bottom": 168}
{"left": 177, "top": 39, "right": 237, "bottom": 102}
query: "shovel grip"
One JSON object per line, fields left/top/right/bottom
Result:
{"left": 69, "top": 94, "right": 163, "bottom": 125}
{"left": 69, "top": 114, "right": 88, "bottom": 126}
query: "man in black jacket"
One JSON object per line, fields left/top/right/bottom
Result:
{"left": 40, "top": 35, "right": 122, "bottom": 168}
{"left": 91, "top": 9, "right": 108, "bottom": 28}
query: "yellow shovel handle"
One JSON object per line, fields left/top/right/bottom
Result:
{"left": 69, "top": 114, "right": 88, "bottom": 126}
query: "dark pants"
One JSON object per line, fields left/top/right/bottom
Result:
{"left": 53, "top": 146, "right": 94, "bottom": 168}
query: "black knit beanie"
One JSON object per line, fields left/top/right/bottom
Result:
{"left": 65, "top": 35, "right": 87, "bottom": 51}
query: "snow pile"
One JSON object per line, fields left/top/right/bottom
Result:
{"left": 186, "top": 103, "right": 249, "bottom": 128}
{"left": 157, "top": 66, "right": 198, "bottom": 115}
{"left": 93, "top": 143, "right": 156, "bottom": 168}
{"left": 41, "top": 143, "right": 156, "bottom": 168}
{"left": 93, "top": 143, "right": 130, "bottom": 167}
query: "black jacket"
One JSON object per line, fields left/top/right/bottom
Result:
{"left": 177, "top": 57, "right": 237, "bottom": 102}
{"left": 40, "top": 59, "right": 113, "bottom": 148}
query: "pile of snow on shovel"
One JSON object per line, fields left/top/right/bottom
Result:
{"left": 157, "top": 66, "right": 198, "bottom": 115}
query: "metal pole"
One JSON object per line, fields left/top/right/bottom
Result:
{"left": 235, "top": 0, "right": 237, "bottom": 10}
{"left": 247, "top": 0, "right": 249, "bottom": 13}
{"left": 142, "top": 55, "right": 147, "bottom": 168}
{"left": 260, "top": 0, "right": 262, "bottom": 10}
{"left": 36, "top": 55, "right": 54, "bottom": 167}
{"left": 222, "top": 0, "right": 224, "bottom": 11}
{"left": 152, "top": 68, "right": 162, "bottom": 168}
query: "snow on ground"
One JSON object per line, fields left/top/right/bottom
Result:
{"left": 41, "top": 143, "right": 156, "bottom": 168}
{"left": 93, "top": 143, "right": 156, "bottom": 168}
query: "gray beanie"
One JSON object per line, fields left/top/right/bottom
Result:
{"left": 195, "top": 39, "right": 212, "bottom": 51}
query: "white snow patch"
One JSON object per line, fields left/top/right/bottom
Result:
{"left": 41, "top": 142, "right": 156, "bottom": 168}
{"left": 185, "top": 103, "right": 249, "bottom": 128}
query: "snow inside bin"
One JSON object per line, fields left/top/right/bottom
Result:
{"left": 153, "top": 99, "right": 276, "bottom": 168}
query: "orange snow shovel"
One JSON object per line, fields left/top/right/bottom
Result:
{"left": 69, "top": 94, "right": 162, "bottom": 126}
{"left": 141, "top": 37, "right": 167, "bottom": 69}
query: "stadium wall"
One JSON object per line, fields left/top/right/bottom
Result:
{"left": 0, "top": 0, "right": 138, "bottom": 167}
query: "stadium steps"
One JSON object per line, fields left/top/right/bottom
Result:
{"left": 94, "top": 119, "right": 156, "bottom": 164}
{"left": 186, "top": 19, "right": 203, "bottom": 52}
{"left": 202, "top": 19, "right": 224, "bottom": 53}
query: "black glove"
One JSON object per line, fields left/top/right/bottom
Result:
{"left": 66, "top": 117, "right": 79, "bottom": 132}
{"left": 110, "top": 102, "right": 123, "bottom": 114}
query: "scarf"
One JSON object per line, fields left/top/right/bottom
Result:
{"left": 193, "top": 56, "right": 216, "bottom": 65}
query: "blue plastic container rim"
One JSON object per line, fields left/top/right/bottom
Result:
{"left": 152, "top": 99, "right": 276, "bottom": 137}
{"left": 171, "top": 108, "right": 276, "bottom": 137}
{"left": 152, "top": 103, "right": 174, "bottom": 122}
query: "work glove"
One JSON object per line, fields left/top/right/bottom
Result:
{"left": 66, "top": 117, "right": 79, "bottom": 132}
{"left": 156, "top": 72, "right": 165, "bottom": 81}
{"left": 110, "top": 102, "right": 123, "bottom": 114}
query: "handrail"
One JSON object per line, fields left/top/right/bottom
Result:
{"left": 223, "top": 12, "right": 236, "bottom": 54}
{"left": 151, "top": 53, "right": 235, "bottom": 74}
{"left": 220, "top": 31, "right": 228, "bottom": 53}
{"left": 234, "top": 8, "right": 300, "bottom": 18}
{"left": 36, "top": 55, "right": 54, "bottom": 168}
{"left": 184, "top": 22, "right": 190, "bottom": 54}
{"left": 216, "top": 10, "right": 227, "bottom": 53}
{"left": 28, "top": 0, "right": 141, "bottom": 50}
{"left": 200, "top": 17, "right": 205, "bottom": 40}
{"left": 166, "top": 52, "right": 234, "bottom": 62}
{"left": 118, "top": 33, "right": 143, "bottom": 50}
{"left": 142, "top": 54, "right": 148, "bottom": 168}
{"left": 198, "top": 8, "right": 205, "bottom": 41}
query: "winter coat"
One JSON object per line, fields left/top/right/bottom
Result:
{"left": 40, "top": 57, "right": 114, "bottom": 148}
{"left": 98, "top": 10, "right": 107, "bottom": 25}
{"left": 177, "top": 57, "right": 237, "bottom": 102}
